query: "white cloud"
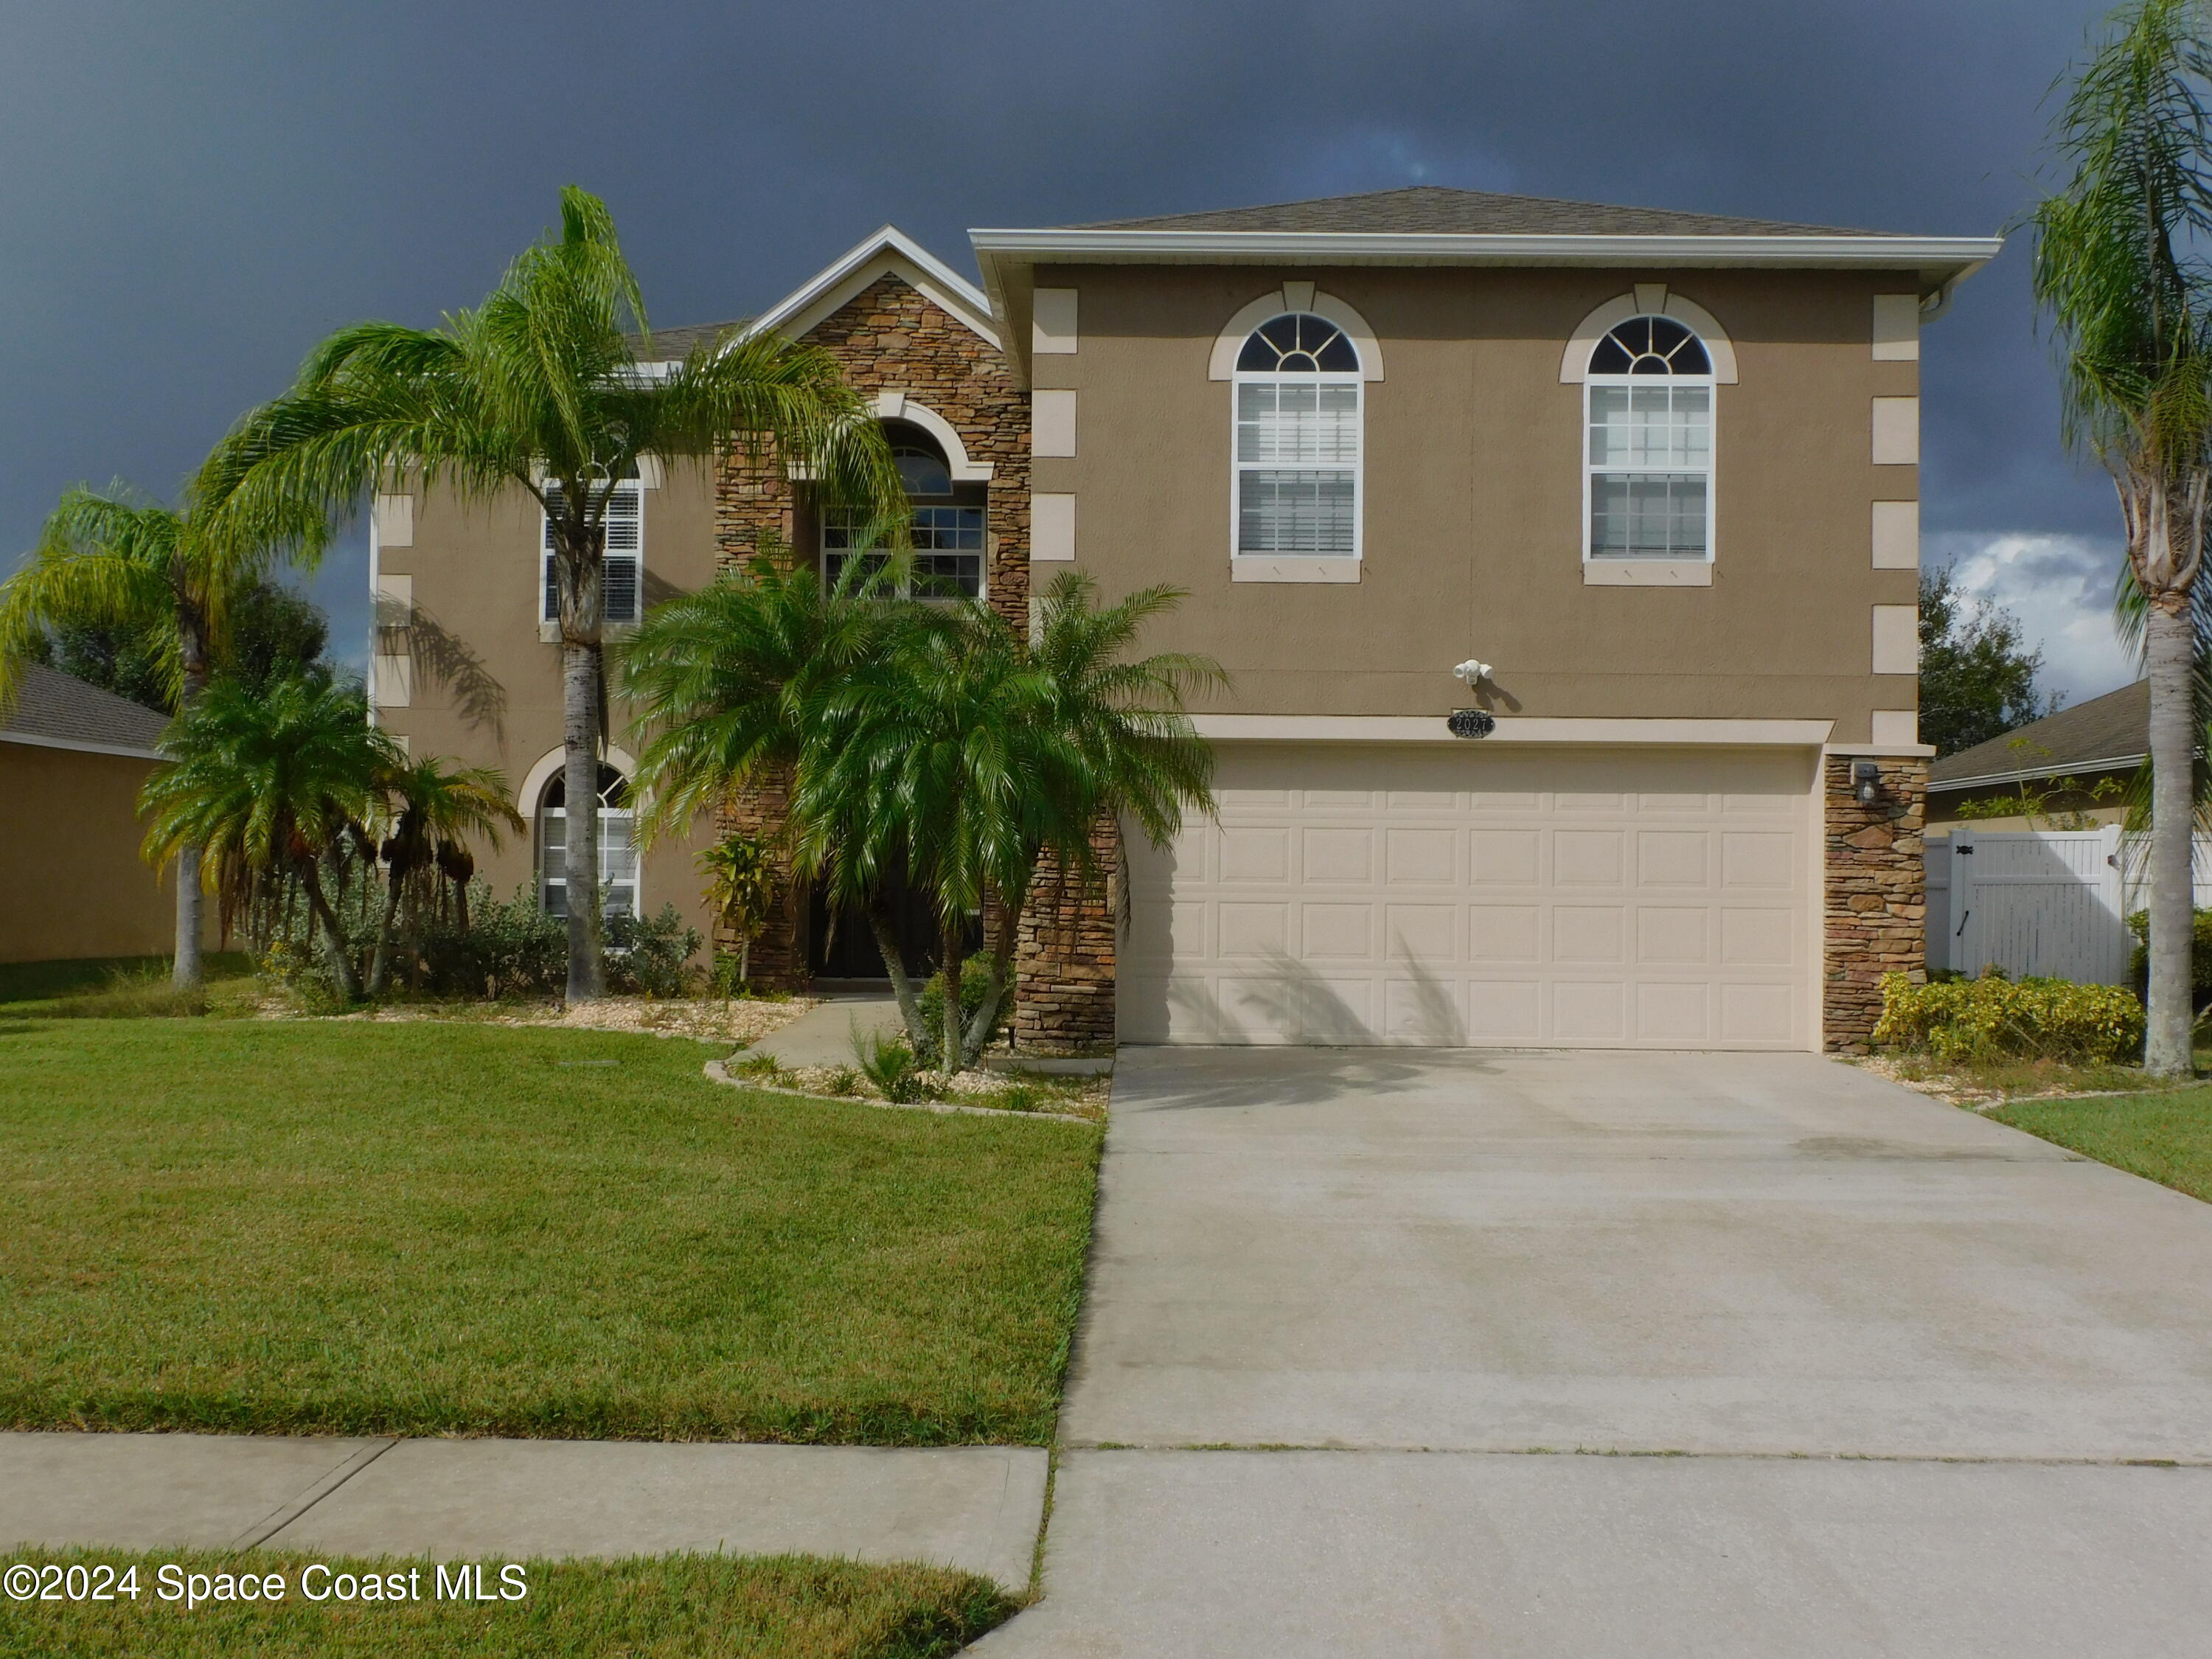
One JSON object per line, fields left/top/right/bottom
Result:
{"left": 1926, "top": 530, "right": 2138, "bottom": 709}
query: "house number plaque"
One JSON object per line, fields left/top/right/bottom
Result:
{"left": 1447, "top": 709, "right": 1496, "bottom": 739}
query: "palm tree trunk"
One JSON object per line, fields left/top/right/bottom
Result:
{"left": 367, "top": 862, "right": 406, "bottom": 997}
{"left": 297, "top": 857, "right": 364, "bottom": 1003}
{"left": 2146, "top": 595, "right": 2198, "bottom": 1075}
{"left": 939, "top": 914, "right": 966, "bottom": 1080}
{"left": 170, "top": 640, "right": 209, "bottom": 991}
{"left": 866, "top": 902, "right": 931, "bottom": 1054}
{"left": 561, "top": 641, "right": 606, "bottom": 1003}
{"left": 961, "top": 885, "right": 1026, "bottom": 1066}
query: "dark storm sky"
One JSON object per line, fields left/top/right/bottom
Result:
{"left": 0, "top": 0, "right": 2138, "bottom": 700}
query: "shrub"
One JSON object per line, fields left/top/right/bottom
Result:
{"left": 913, "top": 959, "right": 1006, "bottom": 1068}
{"left": 420, "top": 883, "right": 566, "bottom": 999}
{"left": 607, "top": 903, "right": 703, "bottom": 998}
{"left": 852, "top": 1027, "right": 935, "bottom": 1103}
{"left": 2124, "top": 908, "right": 2212, "bottom": 1001}
{"left": 1873, "top": 968, "right": 2145, "bottom": 1064}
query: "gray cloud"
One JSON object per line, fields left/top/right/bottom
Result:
{"left": 0, "top": 0, "right": 2129, "bottom": 678}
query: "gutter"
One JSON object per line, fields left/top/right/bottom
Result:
{"left": 0, "top": 728, "right": 165, "bottom": 762}
{"left": 1930, "top": 751, "right": 2149, "bottom": 793}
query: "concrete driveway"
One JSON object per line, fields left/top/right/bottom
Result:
{"left": 977, "top": 1048, "right": 2212, "bottom": 1658}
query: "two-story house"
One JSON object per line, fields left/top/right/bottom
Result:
{"left": 369, "top": 184, "right": 1998, "bottom": 1053}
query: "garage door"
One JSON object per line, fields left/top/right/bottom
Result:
{"left": 1121, "top": 744, "right": 1817, "bottom": 1048}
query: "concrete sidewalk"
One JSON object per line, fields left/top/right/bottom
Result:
{"left": 746, "top": 991, "right": 902, "bottom": 1068}
{"left": 0, "top": 1433, "right": 1045, "bottom": 1590}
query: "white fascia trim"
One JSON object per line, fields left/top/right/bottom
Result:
{"left": 754, "top": 226, "right": 998, "bottom": 347}
{"left": 1191, "top": 715, "right": 1835, "bottom": 745}
{"left": 972, "top": 228, "right": 2001, "bottom": 276}
{"left": 1930, "top": 752, "right": 2146, "bottom": 790}
{"left": 0, "top": 728, "right": 165, "bottom": 762}
{"left": 1827, "top": 742, "right": 1939, "bottom": 759}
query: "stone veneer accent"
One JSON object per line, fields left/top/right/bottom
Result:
{"left": 1823, "top": 754, "right": 1928, "bottom": 1051}
{"left": 1013, "top": 824, "right": 1120, "bottom": 1052}
{"left": 709, "top": 271, "right": 1117, "bottom": 1044}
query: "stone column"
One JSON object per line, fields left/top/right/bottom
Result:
{"left": 1014, "top": 824, "right": 1119, "bottom": 1051}
{"left": 1823, "top": 754, "right": 1928, "bottom": 1051}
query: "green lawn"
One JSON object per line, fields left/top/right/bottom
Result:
{"left": 1992, "top": 1086, "right": 2212, "bottom": 1203}
{"left": 0, "top": 1549, "right": 1014, "bottom": 1658}
{"left": 0, "top": 1018, "right": 1099, "bottom": 1443}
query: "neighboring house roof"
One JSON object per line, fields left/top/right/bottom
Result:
{"left": 1071, "top": 185, "right": 1904, "bottom": 239}
{"left": 1930, "top": 680, "right": 2149, "bottom": 793}
{"left": 639, "top": 226, "right": 998, "bottom": 364}
{"left": 970, "top": 184, "right": 2003, "bottom": 385}
{"left": 0, "top": 662, "right": 170, "bottom": 760}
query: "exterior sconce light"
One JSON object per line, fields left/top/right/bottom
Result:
{"left": 1852, "top": 760, "right": 1882, "bottom": 807}
{"left": 1453, "top": 658, "right": 1492, "bottom": 686}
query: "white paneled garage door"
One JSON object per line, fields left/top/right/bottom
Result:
{"left": 1121, "top": 744, "right": 1818, "bottom": 1048}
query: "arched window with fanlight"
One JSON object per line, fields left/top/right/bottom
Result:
{"left": 1232, "top": 313, "right": 1363, "bottom": 565}
{"left": 1585, "top": 315, "right": 1715, "bottom": 563}
{"left": 537, "top": 763, "right": 637, "bottom": 919}
{"left": 821, "top": 419, "right": 986, "bottom": 599}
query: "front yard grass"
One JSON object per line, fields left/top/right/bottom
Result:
{"left": 0, "top": 1548, "right": 1014, "bottom": 1658}
{"left": 1991, "top": 1086, "right": 2212, "bottom": 1204}
{"left": 0, "top": 1018, "right": 1099, "bottom": 1443}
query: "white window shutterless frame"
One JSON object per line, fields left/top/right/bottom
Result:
{"left": 1582, "top": 316, "right": 1716, "bottom": 564}
{"left": 1231, "top": 313, "right": 1364, "bottom": 566}
{"left": 537, "top": 765, "right": 638, "bottom": 919}
{"left": 541, "top": 479, "right": 644, "bottom": 625}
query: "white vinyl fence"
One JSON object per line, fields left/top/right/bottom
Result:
{"left": 1927, "top": 828, "right": 2212, "bottom": 984}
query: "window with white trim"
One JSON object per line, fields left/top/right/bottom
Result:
{"left": 821, "top": 430, "right": 985, "bottom": 599}
{"left": 1233, "top": 313, "right": 1363, "bottom": 560}
{"left": 1585, "top": 316, "right": 1714, "bottom": 560}
{"left": 541, "top": 479, "right": 643, "bottom": 624}
{"left": 537, "top": 763, "right": 637, "bottom": 919}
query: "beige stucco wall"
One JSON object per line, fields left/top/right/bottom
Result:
{"left": 372, "top": 459, "right": 722, "bottom": 953}
{"left": 1029, "top": 263, "right": 1921, "bottom": 743}
{"left": 0, "top": 741, "right": 198, "bottom": 963}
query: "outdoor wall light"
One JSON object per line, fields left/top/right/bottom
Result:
{"left": 1452, "top": 658, "right": 1492, "bottom": 686}
{"left": 1852, "top": 760, "right": 1882, "bottom": 807}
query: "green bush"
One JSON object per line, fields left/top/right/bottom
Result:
{"left": 852, "top": 1027, "right": 936, "bottom": 1103}
{"left": 1873, "top": 968, "right": 2145, "bottom": 1064}
{"left": 420, "top": 883, "right": 566, "bottom": 998}
{"left": 914, "top": 959, "right": 1006, "bottom": 1068}
{"left": 607, "top": 902, "right": 703, "bottom": 998}
{"left": 2124, "top": 907, "right": 2212, "bottom": 999}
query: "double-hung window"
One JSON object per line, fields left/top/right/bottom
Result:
{"left": 537, "top": 764, "right": 637, "bottom": 919}
{"left": 1233, "top": 313, "right": 1363, "bottom": 563}
{"left": 541, "top": 478, "right": 644, "bottom": 625}
{"left": 1584, "top": 316, "right": 1714, "bottom": 561}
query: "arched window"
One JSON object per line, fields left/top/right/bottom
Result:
{"left": 821, "top": 420, "right": 985, "bottom": 598}
{"left": 1233, "top": 313, "right": 1363, "bottom": 564}
{"left": 537, "top": 763, "right": 637, "bottom": 919}
{"left": 1585, "top": 316, "right": 1714, "bottom": 562}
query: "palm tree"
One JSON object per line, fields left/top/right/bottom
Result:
{"left": 368, "top": 755, "right": 524, "bottom": 995}
{"left": 140, "top": 675, "right": 400, "bottom": 1001}
{"left": 794, "top": 573, "right": 1221, "bottom": 1075}
{"left": 0, "top": 483, "right": 326, "bottom": 989}
{"left": 2034, "top": 0, "right": 2212, "bottom": 1074}
{"left": 201, "top": 187, "right": 906, "bottom": 1003}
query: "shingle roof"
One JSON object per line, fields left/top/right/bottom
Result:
{"left": 1930, "top": 679, "right": 2148, "bottom": 788}
{"left": 1071, "top": 185, "right": 1906, "bottom": 238}
{"left": 1, "top": 662, "right": 170, "bottom": 756}
{"left": 635, "top": 321, "right": 742, "bottom": 359}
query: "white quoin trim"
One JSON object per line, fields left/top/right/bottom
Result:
{"left": 1559, "top": 288, "right": 1740, "bottom": 383}
{"left": 872, "top": 392, "right": 994, "bottom": 481}
{"left": 1208, "top": 287, "right": 1385, "bottom": 381}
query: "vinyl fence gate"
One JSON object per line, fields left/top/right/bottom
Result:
{"left": 1927, "top": 827, "right": 2212, "bottom": 985}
